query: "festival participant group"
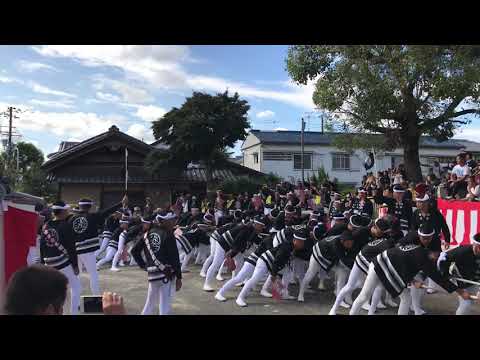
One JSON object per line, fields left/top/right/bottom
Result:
{"left": 26, "top": 154, "right": 480, "bottom": 315}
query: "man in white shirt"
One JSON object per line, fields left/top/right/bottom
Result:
{"left": 451, "top": 154, "right": 471, "bottom": 198}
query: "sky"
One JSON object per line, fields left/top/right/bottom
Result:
{"left": 0, "top": 45, "right": 479, "bottom": 158}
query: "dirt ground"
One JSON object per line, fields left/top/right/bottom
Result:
{"left": 67, "top": 263, "right": 480, "bottom": 315}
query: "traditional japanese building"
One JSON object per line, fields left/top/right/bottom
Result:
{"left": 42, "top": 125, "right": 264, "bottom": 209}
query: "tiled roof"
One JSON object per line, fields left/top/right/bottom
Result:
{"left": 249, "top": 129, "right": 469, "bottom": 149}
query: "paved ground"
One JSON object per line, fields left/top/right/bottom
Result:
{"left": 66, "top": 263, "right": 480, "bottom": 315}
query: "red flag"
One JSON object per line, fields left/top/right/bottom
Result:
{"left": 271, "top": 279, "right": 284, "bottom": 301}
{"left": 4, "top": 205, "right": 37, "bottom": 283}
{"left": 225, "top": 256, "right": 236, "bottom": 272}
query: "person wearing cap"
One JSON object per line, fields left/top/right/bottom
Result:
{"left": 297, "top": 230, "right": 355, "bottom": 303}
{"left": 96, "top": 213, "right": 130, "bottom": 270}
{"left": 70, "top": 195, "right": 128, "bottom": 295}
{"left": 349, "top": 223, "right": 468, "bottom": 315}
{"left": 329, "top": 216, "right": 401, "bottom": 315}
{"left": 373, "top": 184, "right": 413, "bottom": 235}
{"left": 235, "top": 227, "right": 309, "bottom": 307}
{"left": 436, "top": 233, "right": 480, "bottom": 315}
{"left": 131, "top": 210, "right": 182, "bottom": 315}
{"left": 40, "top": 201, "right": 81, "bottom": 314}
{"left": 351, "top": 187, "right": 373, "bottom": 218}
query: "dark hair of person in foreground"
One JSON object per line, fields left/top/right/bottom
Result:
{"left": 4, "top": 265, "right": 68, "bottom": 315}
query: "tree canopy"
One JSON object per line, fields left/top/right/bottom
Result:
{"left": 150, "top": 91, "right": 250, "bottom": 189}
{"left": 286, "top": 45, "right": 480, "bottom": 181}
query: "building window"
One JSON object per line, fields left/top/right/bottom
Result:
{"left": 253, "top": 153, "right": 259, "bottom": 164}
{"left": 263, "top": 152, "right": 293, "bottom": 161}
{"left": 332, "top": 153, "right": 350, "bottom": 170}
{"left": 293, "top": 153, "right": 312, "bottom": 170}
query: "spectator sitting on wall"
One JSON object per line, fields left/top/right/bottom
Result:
{"left": 465, "top": 175, "right": 480, "bottom": 201}
{"left": 451, "top": 153, "right": 471, "bottom": 199}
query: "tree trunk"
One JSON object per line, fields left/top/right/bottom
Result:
{"left": 403, "top": 129, "right": 423, "bottom": 183}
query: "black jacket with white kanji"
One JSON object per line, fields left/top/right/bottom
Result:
{"left": 218, "top": 223, "right": 249, "bottom": 252}
{"left": 341, "top": 227, "right": 371, "bottom": 269}
{"left": 355, "top": 236, "right": 397, "bottom": 275}
{"left": 245, "top": 235, "right": 274, "bottom": 266}
{"left": 372, "top": 244, "right": 458, "bottom": 298}
{"left": 71, "top": 202, "right": 123, "bottom": 254}
{"left": 40, "top": 216, "right": 78, "bottom": 271}
{"left": 175, "top": 229, "right": 210, "bottom": 255}
{"left": 228, "top": 224, "right": 262, "bottom": 257}
{"left": 437, "top": 245, "right": 480, "bottom": 289}
{"left": 102, "top": 215, "right": 119, "bottom": 243}
{"left": 351, "top": 198, "right": 373, "bottom": 218}
{"left": 272, "top": 227, "right": 295, "bottom": 248}
{"left": 210, "top": 222, "right": 237, "bottom": 244}
{"left": 312, "top": 234, "right": 349, "bottom": 272}
{"left": 131, "top": 227, "right": 182, "bottom": 282}
{"left": 411, "top": 208, "right": 451, "bottom": 249}
{"left": 260, "top": 241, "right": 295, "bottom": 277}
{"left": 373, "top": 193, "right": 413, "bottom": 232}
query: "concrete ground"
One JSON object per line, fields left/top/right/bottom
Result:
{"left": 68, "top": 263, "right": 480, "bottom": 315}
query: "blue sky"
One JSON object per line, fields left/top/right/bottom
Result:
{"left": 0, "top": 45, "right": 479, "bottom": 158}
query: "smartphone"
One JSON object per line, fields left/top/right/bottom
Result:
{"left": 81, "top": 295, "right": 103, "bottom": 313}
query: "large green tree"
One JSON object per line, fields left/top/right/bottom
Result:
{"left": 286, "top": 45, "right": 480, "bottom": 181}
{"left": 150, "top": 91, "right": 250, "bottom": 193}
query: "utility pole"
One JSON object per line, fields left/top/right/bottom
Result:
{"left": 301, "top": 117, "right": 305, "bottom": 183}
{"left": 8, "top": 107, "right": 12, "bottom": 159}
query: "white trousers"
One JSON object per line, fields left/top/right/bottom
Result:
{"left": 78, "top": 252, "right": 100, "bottom": 295}
{"left": 331, "top": 263, "right": 366, "bottom": 314}
{"left": 60, "top": 264, "right": 81, "bottom": 315}
{"left": 200, "top": 237, "right": 216, "bottom": 275}
{"left": 141, "top": 278, "right": 175, "bottom": 315}
{"left": 298, "top": 256, "right": 329, "bottom": 301}
{"left": 95, "top": 237, "right": 109, "bottom": 257}
{"left": 292, "top": 257, "right": 308, "bottom": 284}
{"left": 195, "top": 243, "right": 210, "bottom": 264}
{"left": 96, "top": 247, "right": 117, "bottom": 268}
{"left": 204, "top": 242, "right": 226, "bottom": 287}
{"left": 456, "top": 285, "right": 479, "bottom": 315}
{"left": 218, "top": 262, "right": 255, "bottom": 297}
{"left": 350, "top": 263, "right": 386, "bottom": 315}
{"left": 111, "top": 237, "right": 126, "bottom": 269}
{"left": 237, "top": 260, "right": 270, "bottom": 301}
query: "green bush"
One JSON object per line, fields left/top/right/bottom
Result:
{"left": 219, "top": 177, "right": 264, "bottom": 196}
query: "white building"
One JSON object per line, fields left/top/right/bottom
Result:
{"left": 241, "top": 130, "right": 480, "bottom": 186}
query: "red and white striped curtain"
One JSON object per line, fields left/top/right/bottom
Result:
{"left": 437, "top": 199, "right": 479, "bottom": 246}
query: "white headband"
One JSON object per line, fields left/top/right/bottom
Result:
{"left": 393, "top": 188, "right": 406, "bottom": 193}
{"left": 119, "top": 220, "right": 129, "bottom": 224}
{"left": 254, "top": 219, "right": 266, "bottom": 226}
{"left": 51, "top": 204, "right": 70, "bottom": 210}
{"left": 416, "top": 194, "right": 430, "bottom": 202}
{"left": 78, "top": 201, "right": 93, "bottom": 206}
{"left": 418, "top": 229, "right": 435, "bottom": 237}
{"left": 471, "top": 236, "right": 480, "bottom": 246}
{"left": 141, "top": 218, "right": 152, "bottom": 224}
{"left": 294, "top": 233, "right": 306, "bottom": 241}
{"left": 157, "top": 212, "right": 177, "bottom": 221}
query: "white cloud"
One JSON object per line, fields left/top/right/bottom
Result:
{"left": 274, "top": 127, "right": 288, "bottom": 131}
{"left": 126, "top": 123, "right": 155, "bottom": 143}
{"left": 28, "top": 81, "right": 77, "bottom": 98}
{"left": 454, "top": 127, "right": 480, "bottom": 143}
{"left": 17, "top": 60, "right": 58, "bottom": 73}
{"left": 34, "top": 45, "right": 316, "bottom": 110}
{"left": 96, "top": 91, "right": 121, "bottom": 103}
{"left": 130, "top": 104, "right": 166, "bottom": 122}
{"left": 30, "top": 99, "right": 75, "bottom": 109}
{"left": 0, "top": 101, "right": 126, "bottom": 141}
{"left": 256, "top": 110, "right": 275, "bottom": 118}
{"left": 92, "top": 75, "right": 153, "bottom": 103}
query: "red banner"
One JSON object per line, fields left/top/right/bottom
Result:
{"left": 437, "top": 199, "right": 480, "bottom": 246}
{"left": 3, "top": 205, "right": 37, "bottom": 283}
